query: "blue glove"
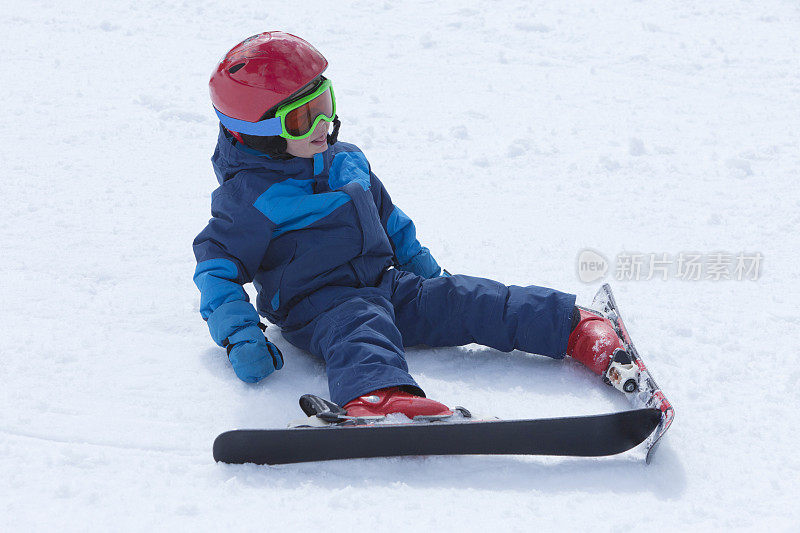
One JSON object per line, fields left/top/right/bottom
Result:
{"left": 223, "top": 324, "right": 284, "bottom": 383}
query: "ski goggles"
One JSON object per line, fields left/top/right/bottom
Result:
{"left": 215, "top": 78, "right": 336, "bottom": 140}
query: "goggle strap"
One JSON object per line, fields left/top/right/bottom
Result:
{"left": 214, "top": 108, "right": 283, "bottom": 136}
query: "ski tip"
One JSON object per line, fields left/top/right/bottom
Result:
{"left": 645, "top": 441, "right": 660, "bottom": 464}
{"left": 644, "top": 408, "right": 675, "bottom": 464}
{"left": 623, "top": 408, "right": 662, "bottom": 445}
{"left": 212, "top": 432, "right": 228, "bottom": 463}
{"left": 213, "top": 430, "right": 246, "bottom": 463}
{"left": 644, "top": 407, "right": 662, "bottom": 429}
{"left": 610, "top": 408, "right": 663, "bottom": 460}
{"left": 616, "top": 407, "right": 661, "bottom": 429}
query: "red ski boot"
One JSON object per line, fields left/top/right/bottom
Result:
{"left": 343, "top": 387, "right": 453, "bottom": 418}
{"left": 567, "top": 308, "right": 640, "bottom": 393}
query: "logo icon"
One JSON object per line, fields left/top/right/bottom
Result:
{"left": 577, "top": 249, "right": 609, "bottom": 283}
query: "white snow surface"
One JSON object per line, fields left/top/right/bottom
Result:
{"left": 2, "top": 1, "right": 799, "bottom": 530}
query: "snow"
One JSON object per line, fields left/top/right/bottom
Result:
{"left": 2, "top": 0, "right": 799, "bottom": 530}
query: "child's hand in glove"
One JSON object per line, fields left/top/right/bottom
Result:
{"left": 223, "top": 324, "right": 284, "bottom": 383}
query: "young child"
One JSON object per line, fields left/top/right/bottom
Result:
{"left": 193, "top": 32, "right": 629, "bottom": 418}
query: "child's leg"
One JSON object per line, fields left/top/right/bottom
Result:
{"left": 282, "top": 292, "right": 422, "bottom": 406}
{"left": 390, "top": 271, "right": 576, "bottom": 358}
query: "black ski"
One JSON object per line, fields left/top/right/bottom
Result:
{"left": 213, "top": 408, "right": 661, "bottom": 465}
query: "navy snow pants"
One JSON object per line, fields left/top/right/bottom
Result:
{"left": 281, "top": 269, "right": 576, "bottom": 406}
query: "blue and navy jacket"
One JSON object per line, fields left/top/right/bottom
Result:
{"left": 193, "top": 127, "right": 441, "bottom": 347}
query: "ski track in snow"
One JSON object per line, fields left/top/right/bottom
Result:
{"left": 2, "top": 1, "right": 799, "bottom": 530}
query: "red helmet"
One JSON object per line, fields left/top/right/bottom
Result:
{"left": 209, "top": 32, "right": 328, "bottom": 123}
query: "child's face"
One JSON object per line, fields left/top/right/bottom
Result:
{"left": 285, "top": 120, "right": 330, "bottom": 158}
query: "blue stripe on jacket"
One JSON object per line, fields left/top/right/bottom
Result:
{"left": 253, "top": 178, "right": 350, "bottom": 237}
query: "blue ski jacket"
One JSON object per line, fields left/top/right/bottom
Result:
{"left": 193, "top": 127, "right": 442, "bottom": 348}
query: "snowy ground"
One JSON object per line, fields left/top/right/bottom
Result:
{"left": 2, "top": 0, "right": 800, "bottom": 530}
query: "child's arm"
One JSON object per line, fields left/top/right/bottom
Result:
{"left": 369, "top": 172, "right": 443, "bottom": 278}
{"left": 193, "top": 186, "right": 281, "bottom": 382}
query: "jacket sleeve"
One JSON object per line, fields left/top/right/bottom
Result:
{"left": 192, "top": 181, "right": 275, "bottom": 347}
{"left": 370, "top": 172, "right": 441, "bottom": 279}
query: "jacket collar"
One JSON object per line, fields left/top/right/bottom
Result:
{"left": 213, "top": 124, "right": 325, "bottom": 184}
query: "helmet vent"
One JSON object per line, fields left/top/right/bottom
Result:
{"left": 228, "top": 63, "right": 245, "bottom": 74}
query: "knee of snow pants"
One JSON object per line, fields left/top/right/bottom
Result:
{"left": 390, "top": 271, "right": 576, "bottom": 358}
{"left": 282, "top": 290, "right": 421, "bottom": 406}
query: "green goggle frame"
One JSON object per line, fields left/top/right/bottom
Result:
{"left": 273, "top": 78, "right": 336, "bottom": 140}
{"left": 214, "top": 78, "right": 336, "bottom": 140}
